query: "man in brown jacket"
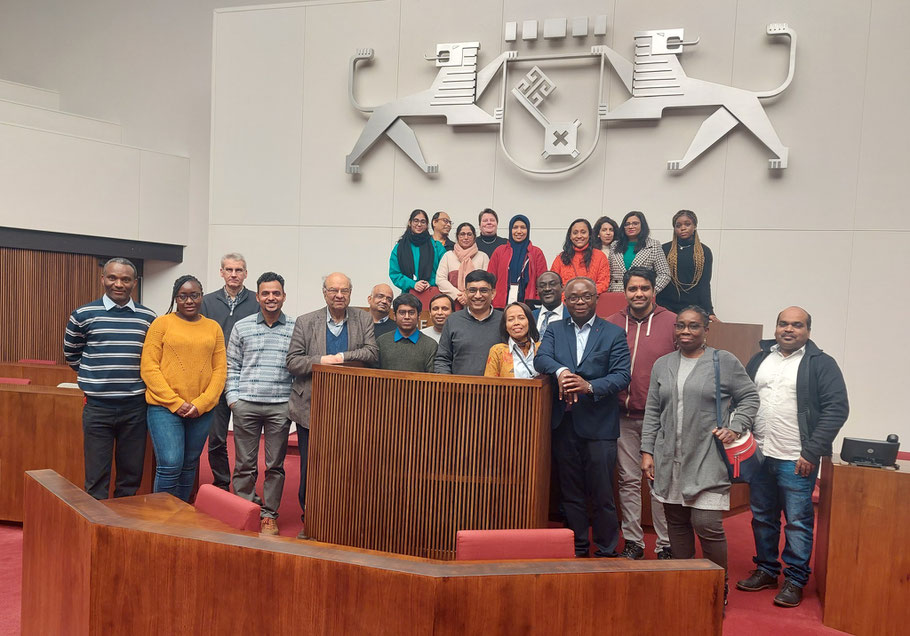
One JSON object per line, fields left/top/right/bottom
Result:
{"left": 286, "top": 272, "right": 378, "bottom": 537}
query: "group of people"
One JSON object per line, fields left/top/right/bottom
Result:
{"left": 388, "top": 207, "right": 716, "bottom": 320}
{"left": 64, "top": 208, "right": 848, "bottom": 613}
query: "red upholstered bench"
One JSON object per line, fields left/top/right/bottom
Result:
{"left": 455, "top": 528, "right": 575, "bottom": 560}
{"left": 193, "top": 484, "right": 261, "bottom": 532}
{"left": 0, "top": 377, "right": 30, "bottom": 385}
{"left": 18, "top": 359, "right": 56, "bottom": 365}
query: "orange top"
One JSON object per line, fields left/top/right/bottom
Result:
{"left": 550, "top": 247, "right": 610, "bottom": 294}
{"left": 483, "top": 342, "right": 541, "bottom": 378}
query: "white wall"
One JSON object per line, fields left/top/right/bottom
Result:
{"left": 0, "top": 0, "right": 905, "bottom": 444}
{"left": 0, "top": 0, "right": 286, "bottom": 310}
{"left": 209, "top": 0, "right": 910, "bottom": 444}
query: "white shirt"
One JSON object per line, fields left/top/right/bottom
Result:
{"left": 420, "top": 326, "right": 442, "bottom": 343}
{"left": 508, "top": 338, "right": 538, "bottom": 379}
{"left": 102, "top": 295, "right": 136, "bottom": 311}
{"left": 556, "top": 314, "right": 597, "bottom": 377}
{"left": 536, "top": 304, "right": 564, "bottom": 334}
{"left": 753, "top": 344, "right": 804, "bottom": 460}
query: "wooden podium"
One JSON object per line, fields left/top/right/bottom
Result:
{"left": 304, "top": 365, "right": 552, "bottom": 559}
{"left": 816, "top": 457, "right": 910, "bottom": 635}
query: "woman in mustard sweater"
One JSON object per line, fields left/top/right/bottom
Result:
{"left": 141, "top": 275, "right": 226, "bottom": 501}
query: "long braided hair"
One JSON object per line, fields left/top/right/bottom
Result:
{"left": 167, "top": 274, "right": 203, "bottom": 314}
{"left": 667, "top": 210, "right": 705, "bottom": 293}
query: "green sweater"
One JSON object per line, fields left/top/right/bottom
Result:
{"left": 377, "top": 330, "right": 437, "bottom": 372}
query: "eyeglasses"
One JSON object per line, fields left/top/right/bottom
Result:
{"left": 565, "top": 293, "right": 596, "bottom": 303}
{"left": 324, "top": 287, "right": 352, "bottom": 296}
{"left": 624, "top": 220, "right": 641, "bottom": 227}
{"left": 438, "top": 219, "right": 452, "bottom": 225}
{"left": 176, "top": 292, "right": 202, "bottom": 301}
{"left": 411, "top": 219, "right": 428, "bottom": 226}
{"left": 466, "top": 287, "right": 492, "bottom": 295}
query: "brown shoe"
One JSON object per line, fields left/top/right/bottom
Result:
{"left": 260, "top": 517, "right": 279, "bottom": 536}
{"left": 296, "top": 527, "right": 312, "bottom": 540}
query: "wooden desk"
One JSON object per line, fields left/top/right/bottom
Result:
{"left": 0, "top": 361, "right": 76, "bottom": 386}
{"left": 22, "top": 469, "right": 724, "bottom": 635}
{"left": 815, "top": 458, "right": 910, "bottom": 635}
{"left": 0, "top": 384, "right": 152, "bottom": 521}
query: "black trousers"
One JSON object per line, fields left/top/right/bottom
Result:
{"left": 206, "top": 392, "right": 232, "bottom": 489}
{"left": 82, "top": 397, "right": 148, "bottom": 499}
{"left": 297, "top": 426, "right": 310, "bottom": 521}
{"left": 553, "top": 413, "right": 619, "bottom": 557}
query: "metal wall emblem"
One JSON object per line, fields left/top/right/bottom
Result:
{"left": 346, "top": 24, "right": 796, "bottom": 175}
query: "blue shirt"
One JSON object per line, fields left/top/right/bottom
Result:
{"left": 393, "top": 328, "right": 420, "bottom": 344}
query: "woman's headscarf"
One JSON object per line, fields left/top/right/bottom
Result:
{"left": 507, "top": 214, "right": 531, "bottom": 300}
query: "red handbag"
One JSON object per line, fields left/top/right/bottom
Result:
{"left": 713, "top": 350, "right": 764, "bottom": 483}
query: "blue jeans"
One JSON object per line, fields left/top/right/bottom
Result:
{"left": 147, "top": 405, "right": 213, "bottom": 502}
{"left": 749, "top": 457, "right": 816, "bottom": 587}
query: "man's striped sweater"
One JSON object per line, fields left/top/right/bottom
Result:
{"left": 63, "top": 297, "right": 157, "bottom": 399}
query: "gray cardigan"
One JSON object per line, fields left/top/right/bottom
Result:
{"left": 641, "top": 348, "right": 759, "bottom": 501}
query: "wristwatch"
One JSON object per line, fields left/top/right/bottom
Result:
{"left": 586, "top": 382, "right": 593, "bottom": 395}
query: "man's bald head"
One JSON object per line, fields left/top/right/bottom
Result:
{"left": 368, "top": 283, "right": 394, "bottom": 318}
{"left": 774, "top": 306, "right": 811, "bottom": 354}
{"left": 776, "top": 306, "right": 811, "bottom": 331}
{"left": 322, "top": 272, "right": 353, "bottom": 315}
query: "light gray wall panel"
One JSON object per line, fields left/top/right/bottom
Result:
{"left": 211, "top": 7, "right": 306, "bottom": 226}
{"left": 722, "top": 1, "right": 871, "bottom": 231}
{"left": 854, "top": 0, "right": 910, "bottom": 231}
{"left": 301, "top": 0, "right": 399, "bottom": 228}
{"left": 841, "top": 230, "right": 910, "bottom": 441}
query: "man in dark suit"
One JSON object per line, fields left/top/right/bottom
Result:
{"left": 286, "top": 272, "right": 378, "bottom": 537}
{"left": 535, "top": 276, "right": 631, "bottom": 557}
{"left": 531, "top": 271, "right": 568, "bottom": 337}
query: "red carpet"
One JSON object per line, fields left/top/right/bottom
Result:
{"left": 0, "top": 438, "right": 848, "bottom": 634}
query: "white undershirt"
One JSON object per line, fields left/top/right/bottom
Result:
{"left": 753, "top": 344, "right": 804, "bottom": 460}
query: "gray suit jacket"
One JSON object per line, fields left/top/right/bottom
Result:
{"left": 286, "top": 307, "right": 378, "bottom": 428}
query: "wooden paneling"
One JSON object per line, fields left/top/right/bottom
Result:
{"left": 22, "top": 470, "right": 724, "bottom": 635}
{"left": 0, "top": 247, "right": 102, "bottom": 364}
{"left": 0, "top": 384, "right": 153, "bottom": 521}
{"left": 816, "top": 458, "right": 910, "bottom": 636}
{"left": 0, "top": 361, "right": 76, "bottom": 386}
{"left": 306, "top": 365, "right": 552, "bottom": 559}
{"left": 706, "top": 321, "right": 762, "bottom": 367}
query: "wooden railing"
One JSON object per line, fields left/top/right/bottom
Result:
{"left": 0, "top": 362, "right": 152, "bottom": 520}
{"left": 22, "top": 470, "right": 724, "bottom": 635}
{"left": 305, "top": 365, "right": 553, "bottom": 559}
